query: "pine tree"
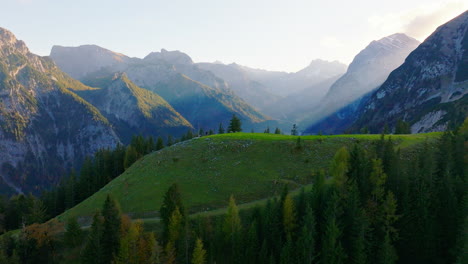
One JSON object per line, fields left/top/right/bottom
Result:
{"left": 228, "top": 115, "right": 242, "bottom": 133}
{"left": 264, "top": 127, "right": 270, "bottom": 133}
{"left": 160, "top": 184, "right": 185, "bottom": 243}
{"left": 124, "top": 146, "right": 138, "bottom": 169}
{"left": 291, "top": 124, "right": 298, "bottom": 136}
{"left": 167, "top": 135, "right": 174, "bottom": 146}
{"left": 330, "top": 147, "right": 350, "bottom": 188}
{"left": 223, "top": 195, "right": 242, "bottom": 263}
{"left": 82, "top": 212, "right": 103, "bottom": 264}
{"left": 321, "top": 191, "right": 345, "bottom": 264}
{"left": 279, "top": 236, "right": 293, "bottom": 264}
{"left": 64, "top": 216, "right": 83, "bottom": 248}
{"left": 198, "top": 128, "right": 205, "bottom": 137}
{"left": 191, "top": 238, "right": 206, "bottom": 264}
{"left": 282, "top": 194, "right": 296, "bottom": 238}
{"left": 101, "top": 195, "right": 122, "bottom": 264}
{"left": 296, "top": 205, "right": 316, "bottom": 264}
{"left": 245, "top": 221, "right": 259, "bottom": 264}
{"left": 274, "top": 127, "right": 281, "bottom": 134}
{"left": 342, "top": 181, "right": 367, "bottom": 264}
{"left": 156, "top": 136, "right": 164, "bottom": 151}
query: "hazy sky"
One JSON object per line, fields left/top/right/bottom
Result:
{"left": 2, "top": 0, "right": 466, "bottom": 72}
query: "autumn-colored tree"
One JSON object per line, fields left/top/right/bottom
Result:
{"left": 191, "top": 238, "right": 207, "bottom": 264}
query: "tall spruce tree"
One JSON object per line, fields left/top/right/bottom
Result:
{"left": 160, "top": 184, "right": 185, "bottom": 243}
{"left": 64, "top": 216, "right": 83, "bottom": 248}
{"left": 228, "top": 115, "right": 242, "bottom": 133}
{"left": 223, "top": 195, "right": 242, "bottom": 263}
{"left": 296, "top": 205, "right": 316, "bottom": 264}
{"left": 101, "top": 195, "right": 122, "bottom": 264}
{"left": 82, "top": 212, "right": 103, "bottom": 264}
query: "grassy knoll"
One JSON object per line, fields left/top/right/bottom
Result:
{"left": 59, "top": 132, "right": 440, "bottom": 223}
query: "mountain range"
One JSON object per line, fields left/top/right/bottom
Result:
{"left": 303, "top": 33, "right": 421, "bottom": 128}
{"left": 0, "top": 10, "right": 466, "bottom": 194}
{"left": 306, "top": 10, "right": 467, "bottom": 134}
{"left": 51, "top": 46, "right": 268, "bottom": 130}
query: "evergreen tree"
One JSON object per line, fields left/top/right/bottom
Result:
{"left": 64, "top": 216, "right": 83, "bottom": 248}
{"left": 191, "top": 238, "right": 206, "bottom": 264}
{"left": 124, "top": 146, "right": 138, "bottom": 169}
{"left": 282, "top": 194, "right": 296, "bottom": 238}
{"left": 228, "top": 115, "right": 242, "bottom": 133}
{"left": 223, "top": 195, "right": 242, "bottom": 263}
{"left": 167, "top": 135, "right": 174, "bottom": 146}
{"left": 82, "top": 212, "right": 103, "bottom": 264}
{"left": 395, "top": 119, "right": 411, "bottom": 134}
{"left": 342, "top": 182, "right": 367, "bottom": 264}
{"left": 101, "top": 195, "right": 122, "bottom": 264}
{"left": 330, "top": 147, "right": 350, "bottom": 188}
{"left": 198, "top": 128, "right": 205, "bottom": 137}
{"left": 264, "top": 127, "right": 270, "bottom": 133}
{"left": 321, "top": 191, "right": 345, "bottom": 264}
{"left": 279, "top": 236, "right": 293, "bottom": 264}
{"left": 291, "top": 124, "right": 298, "bottom": 136}
{"left": 296, "top": 205, "right": 316, "bottom": 264}
{"left": 156, "top": 136, "right": 165, "bottom": 151}
{"left": 245, "top": 221, "right": 259, "bottom": 264}
{"left": 160, "top": 184, "right": 185, "bottom": 243}
{"left": 274, "top": 127, "right": 281, "bottom": 134}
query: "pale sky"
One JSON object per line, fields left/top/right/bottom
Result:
{"left": 1, "top": 0, "right": 467, "bottom": 72}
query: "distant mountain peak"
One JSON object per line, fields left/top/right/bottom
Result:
{"left": 370, "top": 33, "right": 420, "bottom": 51}
{"left": 144, "top": 49, "right": 193, "bottom": 65}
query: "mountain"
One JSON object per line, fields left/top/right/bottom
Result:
{"left": 236, "top": 59, "right": 347, "bottom": 97}
{"left": 51, "top": 47, "right": 267, "bottom": 130}
{"left": 303, "top": 33, "right": 420, "bottom": 129}
{"left": 348, "top": 11, "right": 468, "bottom": 133}
{"left": 0, "top": 28, "right": 119, "bottom": 194}
{"left": 76, "top": 72, "right": 193, "bottom": 143}
{"left": 196, "top": 62, "right": 281, "bottom": 110}
{"left": 262, "top": 74, "right": 342, "bottom": 122}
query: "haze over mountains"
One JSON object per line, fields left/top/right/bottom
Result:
{"left": 303, "top": 33, "right": 421, "bottom": 127}
{"left": 51, "top": 46, "right": 268, "bottom": 130}
{"left": 307, "top": 10, "right": 468, "bottom": 134}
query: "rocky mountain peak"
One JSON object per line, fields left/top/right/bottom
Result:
{"left": 144, "top": 49, "right": 193, "bottom": 65}
{"left": 0, "top": 27, "right": 29, "bottom": 56}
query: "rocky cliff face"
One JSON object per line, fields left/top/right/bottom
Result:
{"left": 350, "top": 11, "right": 468, "bottom": 133}
{"left": 303, "top": 33, "right": 420, "bottom": 128}
{"left": 0, "top": 28, "right": 119, "bottom": 194}
{"left": 51, "top": 47, "right": 267, "bottom": 130}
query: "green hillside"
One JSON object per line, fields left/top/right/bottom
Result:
{"left": 59, "top": 132, "right": 440, "bottom": 221}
